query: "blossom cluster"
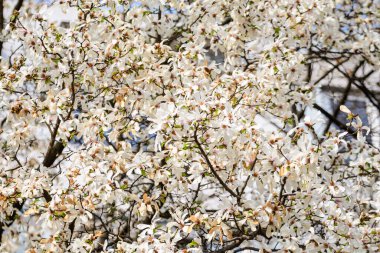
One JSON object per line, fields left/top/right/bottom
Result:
{"left": 0, "top": 0, "right": 379, "bottom": 252}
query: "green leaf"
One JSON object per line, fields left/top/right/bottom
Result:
{"left": 143, "top": 10, "right": 151, "bottom": 16}
{"left": 188, "top": 240, "right": 199, "bottom": 247}
{"left": 53, "top": 211, "right": 66, "bottom": 218}
{"left": 274, "top": 27, "right": 281, "bottom": 37}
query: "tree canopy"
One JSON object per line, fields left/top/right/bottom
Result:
{"left": 0, "top": 0, "right": 379, "bottom": 252}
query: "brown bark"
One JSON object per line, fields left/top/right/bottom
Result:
{"left": 42, "top": 118, "right": 63, "bottom": 167}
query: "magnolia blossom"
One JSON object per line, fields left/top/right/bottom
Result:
{"left": 0, "top": 0, "right": 379, "bottom": 252}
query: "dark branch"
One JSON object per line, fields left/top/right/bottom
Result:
{"left": 193, "top": 126, "right": 240, "bottom": 200}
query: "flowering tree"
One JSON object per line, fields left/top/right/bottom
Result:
{"left": 0, "top": 0, "right": 379, "bottom": 252}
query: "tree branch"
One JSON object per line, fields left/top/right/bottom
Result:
{"left": 193, "top": 127, "right": 240, "bottom": 200}
{"left": 42, "top": 117, "right": 63, "bottom": 167}
{"left": 313, "top": 103, "right": 356, "bottom": 135}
